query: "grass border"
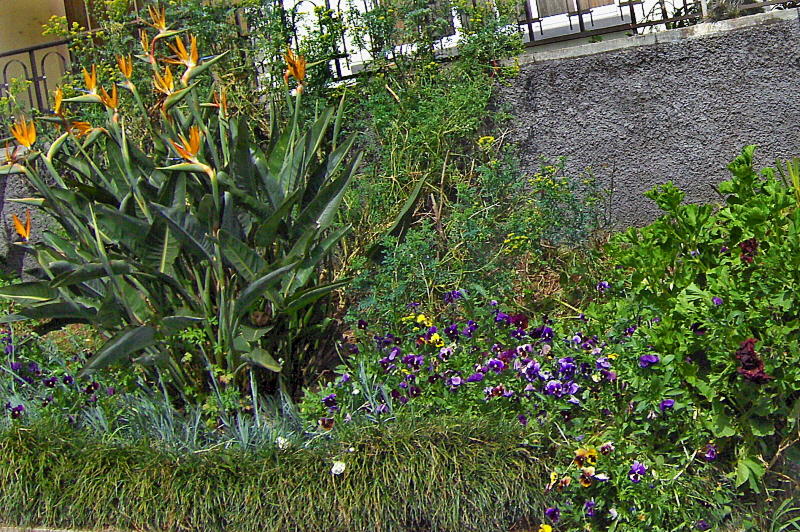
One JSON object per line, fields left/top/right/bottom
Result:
{"left": 0, "top": 416, "right": 547, "bottom": 531}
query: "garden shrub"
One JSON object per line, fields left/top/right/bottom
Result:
{"left": 594, "top": 146, "right": 800, "bottom": 492}
{"left": 347, "top": 155, "right": 606, "bottom": 325}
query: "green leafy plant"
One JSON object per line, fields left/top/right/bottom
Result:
{"left": 0, "top": 17, "right": 361, "bottom": 400}
{"left": 595, "top": 146, "right": 800, "bottom": 492}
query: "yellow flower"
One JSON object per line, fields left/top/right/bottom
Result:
{"left": 580, "top": 466, "right": 596, "bottom": 487}
{"left": 167, "top": 35, "right": 198, "bottom": 69}
{"left": 147, "top": 5, "right": 167, "bottom": 32}
{"left": 537, "top": 525, "right": 553, "bottom": 532}
{"left": 139, "top": 29, "right": 151, "bottom": 54}
{"left": 82, "top": 65, "right": 98, "bottom": 94}
{"left": 429, "top": 333, "right": 444, "bottom": 347}
{"left": 170, "top": 125, "right": 202, "bottom": 163}
{"left": 153, "top": 66, "right": 175, "bottom": 96}
{"left": 99, "top": 84, "right": 119, "bottom": 110}
{"left": 11, "top": 209, "right": 31, "bottom": 241}
{"left": 574, "top": 447, "right": 598, "bottom": 467}
{"left": 607, "top": 352, "right": 619, "bottom": 359}
{"left": 53, "top": 86, "right": 64, "bottom": 115}
{"left": 10, "top": 117, "right": 36, "bottom": 148}
{"left": 284, "top": 48, "right": 307, "bottom": 90}
{"left": 415, "top": 314, "right": 433, "bottom": 327}
{"left": 545, "top": 471, "right": 558, "bottom": 491}
{"left": 67, "top": 121, "right": 93, "bottom": 137}
{"left": 116, "top": 55, "right": 133, "bottom": 79}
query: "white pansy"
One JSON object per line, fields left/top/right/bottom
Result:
{"left": 331, "top": 460, "right": 346, "bottom": 475}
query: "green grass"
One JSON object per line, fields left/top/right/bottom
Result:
{"left": 0, "top": 416, "right": 546, "bottom": 531}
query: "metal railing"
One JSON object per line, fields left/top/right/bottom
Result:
{"left": 515, "top": 0, "right": 794, "bottom": 46}
{"left": 1, "top": 39, "right": 71, "bottom": 116}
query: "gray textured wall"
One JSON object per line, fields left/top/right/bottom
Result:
{"left": 500, "top": 13, "right": 800, "bottom": 226}
{"left": 0, "top": 166, "right": 38, "bottom": 277}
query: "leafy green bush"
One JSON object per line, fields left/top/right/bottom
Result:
{"left": 0, "top": 19, "right": 360, "bottom": 401}
{"left": 347, "top": 155, "right": 605, "bottom": 325}
{"left": 594, "top": 146, "right": 800, "bottom": 491}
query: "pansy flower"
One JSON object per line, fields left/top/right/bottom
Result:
{"left": 495, "top": 312, "right": 511, "bottom": 324}
{"left": 695, "top": 519, "right": 711, "bottom": 531}
{"left": 466, "top": 372, "right": 484, "bottom": 383}
{"left": 486, "top": 358, "right": 505, "bottom": 374}
{"left": 579, "top": 466, "right": 596, "bottom": 487}
{"left": 739, "top": 237, "right": 758, "bottom": 263}
{"left": 322, "top": 393, "right": 338, "bottom": 411}
{"left": 544, "top": 507, "right": 560, "bottom": 523}
{"left": 557, "top": 357, "right": 576, "bottom": 377}
{"left": 629, "top": 460, "right": 647, "bottom": 483}
{"left": 599, "top": 441, "right": 615, "bottom": 455}
{"left": 444, "top": 323, "right": 459, "bottom": 340}
{"left": 544, "top": 380, "right": 563, "bottom": 397}
{"left": 704, "top": 443, "right": 717, "bottom": 461}
{"left": 574, "top": 447, "right": 598, "bottom": 467}
{"left": 638, "top": 354, "right": 660, "bottom": 368}
{"left": 443, "top": 289, "right": 463, "bottom": 304}
{"left": 735, "top": 338, "right": 772, "bottom": 383}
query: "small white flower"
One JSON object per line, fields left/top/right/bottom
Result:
{"left": 352, "top": 388, "right": 360, "bottom": 395}
{"left": 275, "top": 436, "right": 290, "bottom": 450}
{"left": 348, "top": 447, "right": 355, "bottom": 453}
{"left": 331, "top": 460, "right": 346, "bottom": 475}
{"left": 609, "top": 508, "right": 618, "bottom": 520}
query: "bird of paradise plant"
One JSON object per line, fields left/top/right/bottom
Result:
{"left": 0, "top": 16, "right": 361, "bottom": 402}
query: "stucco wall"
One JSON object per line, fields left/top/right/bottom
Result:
{"left": 0, "top": 0, "right": 65, "bottom": 52}
{"left": 500, "top": 10, "right": 800, "bottom": 227}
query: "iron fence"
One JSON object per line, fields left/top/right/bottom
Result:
{"left": 1, "top": 39, "right": 70, "bottom": 139}
{"left": 1, "top": 40, "right": 70, "bottom": 114}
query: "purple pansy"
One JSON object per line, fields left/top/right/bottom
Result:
{"left": 486, "top": 358, "right": 506, "bottom": 374}
{"left": 545, "top": 380, "right": 563, "bottom": 396}
{"left": 629, "top": 461, "right": 647, "bottom": 483}
{"left": 659, "top": 399, "right": 675, "bottom": 411}
{"left": 443, "top": 290, "right": 463, "bottom": 304}
{"left": 638, "top": 354, "right": 660, "bottom": 368}
{"left": 544, "top": 507, "right": 560, "bottom": 523}
{"left": 595, "top": 357, "right": 612, "bottom": 370}
{"left": 466, "top": 372, "right": 485, "bottom": 383}
{"left": 322, "top": 393, "right": 338, "bottom": 411}
{"left": 704, "top": 443, "right": 717, "bottom": 462}
{"left": 584, "top": 499, "right": 597, "bottom": 517}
